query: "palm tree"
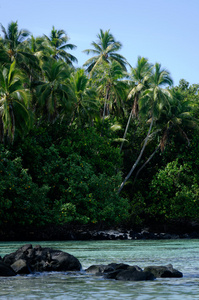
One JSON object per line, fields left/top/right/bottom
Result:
{"left": 0, "top": 21, "right": 36, "bottom": 63}
{"left": 26, "top": 35, "right": 46, "bottom": 59}
{"left": 118, "top": 63, "right": 173, "bottom": 193}
{"left": 36, "top": 58, "right": 75, "bottom": 122}
{"left": 120, "top": 56, "right": 152, "bottom": 152}
{"left": 0, "top": 61, "right": 31, "bottom": 142}
{"left": 43, "top": 26, "right": 78, "bottom": 65}
{"left": 83, "top": 29, "right": 129, "bottom": 74}
{"left": 0, "top": 21, "right": 40, "bottom": 79}
{"left": 94, "top": 61, "right": 127, "bottom": 120}
{"left": 133, "top": 88, "right": 198, "bottom": 184}
{"left": 69, "top": 68, "right": 99, "bottom": 126}
{"left": 0, "top": 21, "right": 30, "bottom": 55}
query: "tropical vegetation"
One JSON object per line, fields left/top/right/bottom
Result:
{"left": 1, "top": 22, "right": 199, "bottom": 231}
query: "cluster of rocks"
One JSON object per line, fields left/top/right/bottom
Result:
{"left": 0, "top": 244, "right": 81, "bottom": 276}
{"left": 86, "top": 263, "right": 183, "bottom": 281}
{"left": 0, "top": 244, "right": 183, "bottom": 281}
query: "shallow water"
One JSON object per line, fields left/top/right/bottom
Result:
{"left": 1, "top": 239, "right": 199, "bottom": 299}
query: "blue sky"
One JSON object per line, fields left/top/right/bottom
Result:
{"left": 0, "top": 0, "right": 199, "bottom": 86}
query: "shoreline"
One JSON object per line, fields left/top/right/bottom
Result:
{"left": 1, "top": 220, "right": 199, "bottom": 241}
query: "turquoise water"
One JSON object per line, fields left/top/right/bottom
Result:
{"left": 0, "top": 239, "right": 199, "bottom": 299}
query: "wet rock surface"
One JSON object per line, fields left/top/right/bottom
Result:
{"left": 144, "top": 264, "right": 183, "bottom": 278}
{"left": 85, "top": 263, "right": 182, "bottom": 281}
{"left": 0, "top": 244, "right": 183, "bottom": 281}
{"left": 1, "top": 244, "right": 82, "bottom": 275}
{"left": 0, "top": 260, "right": 16, "bottom": 277}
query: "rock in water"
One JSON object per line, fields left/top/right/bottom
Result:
{"left": 115, "top": 269, "right": 156, "bottom": 281}
{"left": 3, "top": 244, "right": 82, "bottom": 275}
{"left": 0, "top": 261, "right": 16, "bottom": 277}
{"left": 11, "top": 259, "right": 31, "bottom": 274}
{"left": 86, "top": 263, "right": 156, "bottom": 281}
{"left": 144, "top": 264, "right": 183, "bottom": 278}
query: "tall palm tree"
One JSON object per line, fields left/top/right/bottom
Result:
{"left": 120, "top": 56, "right": 152, "bottom": 152}
{"left": 0, "top": 21, "right": 38, "bottom": 69}
{"left": 69, "top": 68, "right": 99, "bottom": 126}
{"left": 94, "top": 61, "right": 127, "bottom": 120}
{"left": 133, "top": 88, "right": 198, "bottom": 184}
{"left": 26, "top": 35, "right": 46, "bottom": 59}
{"left": 0, "top": 21, "right": 30, "bottom": 55}
{"left": 128, "top": 57, "right": 152, "bottom": 117}
{"left": 83, "top": 29, "right": 129, "bottom": 74}
{"left": 118, "top": 63, "right": 173, "bottom": 193}
{"left": 36, "top": 58, "right": 75, "bottom": 122}
{"left": 43, "top": 26, "right": 78, "bottom": 65}
{"left": 0, "top": 61, "right": 31, "bottom": 142}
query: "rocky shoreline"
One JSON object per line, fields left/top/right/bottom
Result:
{"left": 0, "top": 244, "right": 183, "bottom": 281}
{"left": 1, "top": 221, "right": 199, "bottom": 241}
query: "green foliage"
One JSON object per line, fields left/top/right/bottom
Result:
{"left": 0, "top": 146, "right": 50, "bottom": 226}
{"left": 1, "top": 21, "right": 199, "bottom": 229}
{"left": 60, "top": 153, "right": 129, "bottom": 224}
{"left": 3, "top": 124, "right": 129, "bottom": 227}
{"left": 147, "top": 159, "right": 199, "bottom": 220}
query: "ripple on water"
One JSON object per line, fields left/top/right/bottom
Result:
{"left": 1, "top": 239, "right": 199, "bottom": 299}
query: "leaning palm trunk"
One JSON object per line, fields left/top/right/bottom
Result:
{"left": 118, "top": 115, "right": 154, "bottom": 194}
{"left": 133, "top": 144, "right": 160, "bottom": 185}
{"left": 120, "top": 109, "right": 133, "bottom": 153}
{"left": 120, "top": 94, "right": 139, "bottom": 153}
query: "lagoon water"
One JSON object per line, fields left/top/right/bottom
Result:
{"left": 0, "top": 239, "right": 199, "bottom": 299}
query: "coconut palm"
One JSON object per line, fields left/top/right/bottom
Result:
{"left": 0, "top": 21, "right": 38, "bottom": 70}
{"left": 120, "top": 57, "right": 152, "bottom": 152}
{"left": 26, "top": 35, "right": 46, "bottom": 59}
{"left": 43, "top": 26, "right": 77, "bottom": 65}
{"left": 36, "top": 58, "right": 75, "bottom": 122}
{"left": 0, "top": 21, "right": 41, "bottom": 85}
{"left": 133, "top": 88, "right": 198, "bottom": 184}
{"left": 69, "top": 68, "right": 99, "bottom": 126}
{"left": 83, "top": 29, "right": 129, "bottom": 74}
{"left": 0, "top": 21, "right": 30, "bottom": 54}
{"left": 118, "top": 63, "right": 173, "bottom": 193}
{"left": 94, "top": 61, "right": 127, "bottom": 120}
{"left": 128, "top": 56, "right": 152, "bottom": 117}
{"left": 0, "top": 61, "right": 31, "bottom": 143}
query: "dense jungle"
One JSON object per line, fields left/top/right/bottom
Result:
{"left": 1, "top": 21, "right": 199, "bottom": 236}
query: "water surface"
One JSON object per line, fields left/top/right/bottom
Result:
{"left": 0, "top": 239, "right": 199, "bottom": 299}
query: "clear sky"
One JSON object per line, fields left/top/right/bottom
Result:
{"left": 0, "top": 0, "right": 199, "bottom": 86}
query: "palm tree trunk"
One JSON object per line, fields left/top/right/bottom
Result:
{"left": 103, "top": 86, "right": 110, "bottom": 120}
{"left": 120, "top": 109, "right": 133, "bottom": 153}
{"left": 133, "top": 144, "right": 160, "bottom": 185}
{"left": 103, "top": 100, "right": 107, "bottom": 121}
{"left": 118, "top": 115, "right": 154, "bottom": 194}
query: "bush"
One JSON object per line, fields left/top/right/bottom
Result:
{"left": 1, "top": 124, "right": 130, "bottom": 227}
{"left": 0, "top": 148, "right": 50, "bottom": 226}
{"left": 147, "top": 159, "right": 199, "bottom": 220}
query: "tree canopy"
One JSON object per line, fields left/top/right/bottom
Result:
{"left": 0, "top": 21, "right": 199, "bottom": 230}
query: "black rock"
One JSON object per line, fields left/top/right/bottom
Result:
{"left": 3, "top": 244, "right": 82, "bottom": 275}
{"left": 0, "top": 261, "right": 16, "bottom": 277}
{"left": 144, "top": 264, "right": 183, "bottom": 278}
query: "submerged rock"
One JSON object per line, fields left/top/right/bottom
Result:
{"left": 115, "top": 269, "right": 155, "bottom": 281}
